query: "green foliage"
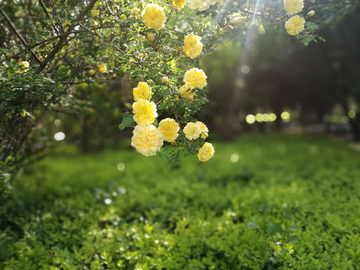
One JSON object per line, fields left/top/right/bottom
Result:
{"left": 2, "top": 135, "right": 360, "bottom": 269}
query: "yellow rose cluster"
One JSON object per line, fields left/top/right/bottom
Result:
{"left": 178, "top": 68, "right": 207, "bottom": 101}
{"left": 188, "top": 0, "right": 224, "bottom": 12}
{"left": 184, "top": 34, "right": 203, "bottom": 59}
{"left": 142, "top": 4, "right": 166, "bottom": 31}
{"left": 283, "top": 0, "right": 305, "bottom": 36}
{"left": 19, "top": 61, "right": 29, "bottom": 73}
{"left": 183, "top": 121, "right": 214, "bottom": 162}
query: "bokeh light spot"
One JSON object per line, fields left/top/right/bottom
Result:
{"left": 263, "top": 113, "right": 269, "bottom": 122}
{"left": 246, "top": 114, "right": 256, "bottom": 124}
{"left": 342, "top": 117, "right": 349, "bottom": 123}
{"left": 269, "top": 113, "right": 277, "bottom": 121}
{"left": 54, "top": 132, "right": 65, "bottom": 141}
{"left": 241, "top": 65, "right": 250, "bottom": 74}
{"left": 54, "top": 119, "right": 61, "bottom": 126}
{"left": 104, "top": 199, "right": 112, "bottom": 205}
{"left": 348, "top": 110, "right": 356, "bottom": 118}
{"left": 117, "top": 163, "right": 125, "bottom": 171}
{"left": 281, "top": 111, "right": 290, "bottom": 121}
{"left": 230, "top": 154, "right": 239, "bottom": 163}
{"left": 256, "top": 113, "right": 264, "bottom": 122}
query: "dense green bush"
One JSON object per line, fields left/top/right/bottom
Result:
{"left": 1, "top": 134, "right": 360, "bottom": 269}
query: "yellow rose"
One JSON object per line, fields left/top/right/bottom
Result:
{"left": 183, "top": 68, "right": 207, "bottom": 89}
{"left": 161, "top": 76, "right": 169, "bottom": 84}
{"left": 178, "top": 85, "right": 195, "bottom": 101}
{"left": 98, "top": 64, "right": 107, "bottom": 73}
{"left": 158, "top": 118, "right": 179, "bottom": 143}
{"left": 91, "top": 9, "right": 99, "bottom": 17}
{"left": 283, "top": 0, "right": 304, "bottom": 16}
{"left": 133, "top": 99, "right": 158, "bottom": 125}
{"left": 121, "top": 14, "right": 127, "bottom": 20}
{"left": 172, "top": 0, "right": 186, "bottom": 9}
{"left": 307, "top": 10, "right": 315, "bottom": 17}
{"left": 92, "top": 20, "right": 99, "bottom": 27}
{"left": 131, "top": 124, "right": 164, "bottom": 156}
{"left": 142, "top": 4, "right": 166, "bottom": 31}
{"left": 285, "top": 15, "right": 305, "bottom": 36}
{"left": 19, "top": 61, "right": 29, "bottom": 73}
{"left": 188, "top": 0, "right": 210, "bottom": 11}
{"left": 63, "top": 21, "right": 71, "bottom": 29}
{"left": 198, "top": 142, "right": 214, "bottom": 162}
{"left": 133, "top": 82, "right": 151, "bottom": 101}
{"left": 196, "top": 121, "right": 208, "bottom": 139}
{"left": 88, "top": 70, "right": 95, "bottom": 76}
{"left": 183, "top": 122, "right": 201, "bottom": 140}
{"left": 184, "top": 34, "right": 203, "bottom": 59}
{"left": 133, "top": 8, "right": 140, "bottom": 14}
{"left": 147, "top": 33, "right": 155, "bottom": 42}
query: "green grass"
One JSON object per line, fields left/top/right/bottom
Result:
{"left": 1, "top": 134, "right": 360, "bottom": 269}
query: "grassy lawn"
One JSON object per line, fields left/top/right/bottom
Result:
{"left": 1, "top": 134, "right": 360, "bottom": 270}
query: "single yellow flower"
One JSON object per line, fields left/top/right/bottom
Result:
{"left": 178, "top": 85, "right": 195, "bottom": 101}
{"left": 35, "top": 22, "right": 40, "bottom": 27}
{"left": 133, "top": 99, "right": 158, "bottom": 125}
{"left": 133, "top": 82, "right": 151, "bottom": 101}
{"left": 183, "top": 122, "right": 201, "bottom": 140}
{"left": 88, "top": 70, "right": 95, "bottom": 76}
{"left": 172, "top": 0, "right": 186, "bottom": 9}
{"left": 92, "top": 20, "right": 99, "bottom": 27}
{"left": 285, "top": 15, "right": 305, "bottom": 36}
{"left": 131, "top": 124, "right": 164, "bottom": 156}
{"left": 283, "top": 0, "right": 304, "bottom": 15}
{"left": 184, "top": 34, "right": 203, "bottom": 59}
{"left": 121, "top": 14, "right": 127, "bottom": 20}
{"left": 188, "top": 0, "right": 210, "bottom": 11}
{"left": 133, "top": 8, "right": 140, "bottom": 14}
{"left": 19, "top": 61, "right": 29, "bottom": 73}
{"left": 98, "top": 64, "right": 107, "bottom": 73}
{"left": 142, "top": 4, "right": 166, "bottom": 31}
{"left": 63, "top": 21, "right": 71, "bottom": 29}
{"left": 158, "top": 118, "right": 179, "bottom": 143}
{"left": 58, "top": 61, "right": 63, "bottom": 66}
{"left": 196, "top": 121, "right": 209, "bottom": 139}
{"left": 147, "top": 79, "right": 154, "bottom": 84}
{"left": 198, "top": 142, "right": 215, "bottom": 162}
{"left": 183, "top": 68, "right": 207, "bottom": 89}
{"left": 161, "top": 76, "right": 169, "bottom": 84}
{"left": 147, "top": 33, "right": 155, "bottom": 42}
{"left": 91, "top": 9, "right": 99, "bottom": 17}
{"left": 307, "top": 10, "right": 315, "bottom": 17}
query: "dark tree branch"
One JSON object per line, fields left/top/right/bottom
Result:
{"left": 0, "top": 7, "right": 41, "bottom": 63}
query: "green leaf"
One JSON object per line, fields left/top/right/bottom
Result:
{"left": 288, "top": 235, "right": 300, "bottom": 243}
{"left": 247, "top": 222, "right": 259, "bottom": 230}
{"left": 288, "top": 225, "right": 299, "bottom": 232}
{"left": 118, "top": 114, "right": 134, "bottom": 130}
{"left": 267, "top": 223, "right": 282, "bottom": 235}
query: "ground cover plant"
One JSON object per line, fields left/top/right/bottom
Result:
{"left": 1, "top": 134, "right": 360, "bottom": 269}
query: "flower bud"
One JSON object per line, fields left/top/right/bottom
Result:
{"left": 147, "top": 33, "right": 155, "bottom": 42}
{"left": 307, "top": 10, "right": 315, "bottom": 17}
{"left": 121, "top": 14, "right": 126, "bottom": 20}
{"left": 229, "top": 16, "right": 241, "bottom": 26}
{"left": 125, "top": 103, "right": 133, "bottom": 110}
{"left": 147, "top": 79, "right": 154, "bottom": 84}
{"left": 161, "top": 76, "right": 169, "bottom": 84}
{"left": 88, "top": 70, "right": 95, "bottom": 76}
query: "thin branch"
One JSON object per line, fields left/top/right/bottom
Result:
{"left": 0, "top": 7, "right": 41, "bottom": 63}
{"left": 0, "top": 25, "right": 116, "bottom": 63}
{"left": 38, "top": 0, "right": 61, "bottom": 35}
{"left": 35, "top": 0, "right": 99, "bottom": 75}
{"left": 105, "top": 0, "right": 115, "bottom": 16}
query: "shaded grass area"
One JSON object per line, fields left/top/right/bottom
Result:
{"left": 1, "top": 134, "right": 360, "bottom": 269}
